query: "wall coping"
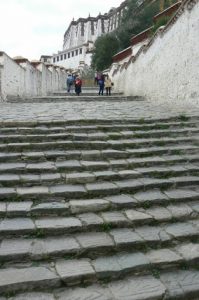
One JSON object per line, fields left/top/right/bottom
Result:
{"left": 113, "top": 0, "right": 198, "bottom": 76}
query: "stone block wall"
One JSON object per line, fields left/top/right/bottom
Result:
{"left": 111, "top": 0, "right": 199, "bottom": 105}
{"left": 0, "top": 52, "right": 67, "bottom": 101}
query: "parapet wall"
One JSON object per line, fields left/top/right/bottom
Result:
{"left": 111, "top": 0, "right": 199, "bottom": 105}
{"left": 0, "top": 52, "right": 67, "bottom": 101}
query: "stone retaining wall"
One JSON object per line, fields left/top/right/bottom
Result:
{"left": 0, "top": 52, "right": 67, "bottom": 101}
{"left": 111, "top": 0, "right": 199, "bottom": 105}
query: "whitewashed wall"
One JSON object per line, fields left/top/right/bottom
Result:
{"left": 112, "top": 0, "right": 199, "bottom": 105}
{"left": 0, "top": 52, "right": 67, "bottom": 101}
{"left": 0, "top": 53, "right": 25, "bottom": 100}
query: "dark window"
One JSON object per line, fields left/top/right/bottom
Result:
{"left": 81, "top": 22, "right": 84, "bottom": 36}
{"left": 79, "top": 48, "right": 82, "bottom": 54}
{"left": 57, "top": 56, "right": 59, "bottom": 62}
{"left": 68, "top": 53, "right": 70, "bottom": 58}
{"left": 53, "top": 57, "right": 56, "bottom": 63}
{"left": 64, "top": 54, "right": 66, "bottom": 59}
{"left": 60, "top": 55, "right": 63, "bottom": 60}
{"left": 101, "top": 19, "right": 105, "bottom": 33}
{"left": 91, "top": 21, "right": 94, "bottom": 35}
{"left": 72, "top": 51, "right": 74, "bottom": 57}
{"left": 75, "top": 50, "right": 78, "bottom": 55}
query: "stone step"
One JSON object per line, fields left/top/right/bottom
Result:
{"left": 0, "top": 219, "right": 198, "bottom": 263}
{"left": 0, "top": 127, "right": 199, "bottom": 142}
{"left": 0, "top": 242, "right": 198, "bottom": 295}
{"left": 0, "top": 269, "right": 198, "bottom": 300}
{"left": 8, "top": 95, "right": 129, "bottom": 103}
{"left": 4, "top": 269, "right": 199, "bottom": 300}
{"left": 0, "top": 116, "right": 198, "bottom": 298}
{"left": 0, "top": 176, "right": 199, "bottom": 201}
{"left": 0, "top": 200, "right": 198, "bottom": 238}
{"left": 0, "top": 154, "right": 199, "bottom": 174}
{"left": 1, "top": 116, "right": 198, "bottom": 127}
{"left": 0, "top": 136, "right": 198, "bottom": 152}
{"left": 0, "top": 187, "right": 198, "bottom": 218}
{"left": 0, "top": 163, "right": 199, "bottom": 187}
{"left": 0, "top": 144, "right": 198, "bottom": 163}
{"left": 1, "top": 120, "right": 198, "bottom": 135}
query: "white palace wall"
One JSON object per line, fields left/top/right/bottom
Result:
{"left": 111, "top": 0, "right": 199, "bottom": 105}
{"left": 0, "top": 52, "right": 67, "bottom": 101}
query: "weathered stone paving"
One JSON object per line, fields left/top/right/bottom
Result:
{"left": 0, "top": 96, "right": 199, "bottom": 299}
{"left": 0, "top": 97, "right": 199, "bottom": 122}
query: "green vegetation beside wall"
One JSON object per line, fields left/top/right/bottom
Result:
{"left": 91, "top": 0, "right": 177, "bottom": 71}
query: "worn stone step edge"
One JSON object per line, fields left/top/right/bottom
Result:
{"left": 0, "top": 163, "right": 199, "bottom": 187}
{"left": 0, "top": 187, "right": 198, "bottom": 218}
{"left": 0, "top": 116, "right": 198, "bottom": 127}
{"left": 9, "top": 96, "right": 128, "bottom": 103}
{"left": 4, "top": 269, "right": 199, "bottom": 300}
{"left": 0, "top": 176, "right": 199, "bottom": 201}
{"left": 0, "top": 121, "right": 198, "bottom": 134}
{"left": 0, "top": 213, "right": 198, "bottom": 263}
{"left": 0, "top": 154, "right": 199, "bottom": 174}
{"left": 0, "top": 244, "right": 199, "bottom": 295}
{"left": 0, "top": 201, "right": 198, "bottom": 237}
{"left": 0, "top": 128, "right": 198, "bottom": 143}
{"left": 0, "top": 145, "right": 198, "bottom": 163}
{"left": 0, "top": 136, "right": 198, "bottom": 152}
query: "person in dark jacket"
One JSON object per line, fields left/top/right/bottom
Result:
{"left": 66, "top": 74, "right": 74, "bottom": 93}
{"left": 74, "top": 76, "right": 82, "bottom": 96}
{"left": 98, "top": 75, "right": 105, "bottom": 95}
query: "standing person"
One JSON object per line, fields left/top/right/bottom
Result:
{"left": 66, "top": 74, "right": 74, "bottom": 93}
{"left": 75, "top": 76, "right": 82, "bottom": 96}
{"left": 98, "top": 75, "right": 104, "bottom": 95}
{"left": 104, "top": 75, "right": 112, "bottom": 96}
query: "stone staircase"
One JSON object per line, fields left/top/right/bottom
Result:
{"left": 7, "top": 87, "right": 128, "bottom": 103}
{"left": 0, "top": 116, "right": 199, "bottom": 299}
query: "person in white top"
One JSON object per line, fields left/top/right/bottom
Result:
{"left": 104, "top": 75, "right": 113, "bottom": 96}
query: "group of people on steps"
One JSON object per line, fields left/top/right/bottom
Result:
{"left": 66, "top": 74, "right": 82, "bottom": 96}
{"left": 66, "top": 72, "right": 113, "bottom": 96}
{"left": 96, "top": 74, "right": 113, "bottom": 96}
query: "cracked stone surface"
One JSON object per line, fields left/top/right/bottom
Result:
{"left": 0, "top": 97, "right": 199, "bottom": 299}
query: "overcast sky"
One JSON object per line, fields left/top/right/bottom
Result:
{"left": 0, "top": 0, "right": 123, "bottom": 60}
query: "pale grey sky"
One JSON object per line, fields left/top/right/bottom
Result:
{"left": 0, "top": 0, "right": 124, "bottom": 60}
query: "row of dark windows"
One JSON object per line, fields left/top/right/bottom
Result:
{"left": 53, "top": 48, "right": 83, "bottom": 63}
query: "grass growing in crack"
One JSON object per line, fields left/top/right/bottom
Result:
{"left": 155, "top": 124, "right": 170, "bottom": 130}
{"left": 178, "top": 115, "right": 190, "bottom": 122}
{"left": 27, "top": 228, "right": 45, "bottom": 239}
{"left": 171, "top": 150, "right": 183, "bottom": 155}
{"left": 9, "top": 194, "right": 24, "bottom": 202}
{"left": 31, "top": 261, "right": 40, "bottom": 267}
{"left": 133, "top": 133, "right": 145, "bottom": 139}
{"left": 64, "top": 253, "right": 78, "bottom": 260}
{"left": 142, "top": 201, "right": 151, "bottom": 209}
{"left": 0, "top": 262, "right": 4, "bottom": 269}
{"left": 101, "top": 223, "right": 113, "bottom": 232}
{"left": 100, "top": 277, "right": 112, "bottom": 284}
{"left": 180, "top": 262, "right": 190, "bottom": 270}
{"left": 138, "top": 118, "right": 145, "bottom": 124}
{"left": 155, "top": 141, "right": 165, "bottom": 146}
{"left": 80, "top": 281, "right": 91, "bottom": 288}
{"left": 5, "top": 291, "right": 16, "bottom": 298}
{"left": 152, "top": 172, "right": 174, "bottom": 179}
{"left": 151, "top": 268, "right": 160, "bottom": 279}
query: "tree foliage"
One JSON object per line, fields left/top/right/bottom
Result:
{"left": 91, "top": 34, "right": 119, "bottom": 71}
{"left": 91, "top": 0, "right": 176, "bottom": 71}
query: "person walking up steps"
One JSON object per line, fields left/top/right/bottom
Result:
{"left": 66, "top": 74, "right": 74, "bottom": 93}
{"left": 105, "top": 75, "right": 113, "bottom": 96}
{"left": 75, "top": 76, "right": 82, "bottom": 96}
{"left": 98, "top": 75, "right": 104, "bottom": 96}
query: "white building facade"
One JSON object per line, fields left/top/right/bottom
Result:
{"left": 52, "top": 1, "right": 127, "bottom": 70}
